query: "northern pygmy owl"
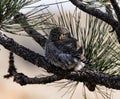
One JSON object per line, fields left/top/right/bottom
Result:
{"left": 45, "top": 27, "right": 96, "bottom": 91}
{"left": 45, "top": 27, "right": 86, "bottom": 71}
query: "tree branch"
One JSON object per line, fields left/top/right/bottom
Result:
{"left": 0, "top": 31, "right": 69, "bottom": 75}
{"left": 1, "top": 31, "right": 120, "bottom": 90}
{"left": 13, "top": 73, "right": 62, "bottom": 85}
{"left": 5, "top": 51, "right": 120, "bottom": 90}
{"left": 68, "top": 0, "right": 120, "bottom": 43}
{"left": 68, "top": 0, "right": 118, "bottom": 29}
{"left": 4, "top": 52, "right": 62, "bottom": 85}
{"left": 14, "top": 12, "right": 46, "bottom": 48}
{"left": 110, "top": 0, "right": 120, "bottom": 22}
{"left": 65, "top": 69, "right": 120, "bottom": 90}
{"left": 1, "top": 0, "right": 120, "bottom": 93}
{"left": 0, "top": 32, "right": 48, "bottom": 69}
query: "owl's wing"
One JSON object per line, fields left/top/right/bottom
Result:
{"left": 45, "top": 41, "right": 77, "bottom": 70}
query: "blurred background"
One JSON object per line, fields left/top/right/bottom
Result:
{"left": 0, "top": 0, "right": 120, "bottom": 99}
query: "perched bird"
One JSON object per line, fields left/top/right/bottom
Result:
{"left": 45, "top": 27, "right": 86, "bottom": 71}
{"left": 45, "top": 27, "right": 96, "bottom": 91}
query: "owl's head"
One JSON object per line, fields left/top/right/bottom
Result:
{"left": 49, "top": 27, "right": 71, "bottom": 42}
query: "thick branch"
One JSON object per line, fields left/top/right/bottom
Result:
{"left": 1, "top": 32, "right": 120, "bottom": 90}
{"left": 0, "top": 32, "right": 48, "bottom": 69}
{"left": 14, "top": 12, "right": 46, "bottom": 48}
{"left": 110, "top": 0, "right": 120, "bottom": 22}
{"left": 69, "top": 0, "right": 118, "bottom": 29}
{"left": 65, "top": 69, "right": 120, "bottom": 90}
{"left": 7, "top": 63, "right": 120, "bottom": 90}
{"left": 6, "top": 52, "right": 120, "bottom": 90}
{"left": 0, "top": 32, "right": 69, "bottom": 75}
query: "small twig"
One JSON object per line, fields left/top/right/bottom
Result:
{"left": 105, "top": 3, "right": 113, "bottom": 18}
{"left": 4, "top": 52, "right": 16, "bottom": 78}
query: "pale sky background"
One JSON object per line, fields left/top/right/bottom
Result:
{"left": 0, "top": 0, "right": 120, "bottom": 99}
{"left": 20, "top": 0, "right": 76, "bottom": 13}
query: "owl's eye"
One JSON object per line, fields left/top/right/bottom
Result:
{"left": 59, "top": 33, "right": 66, "bottom": 40}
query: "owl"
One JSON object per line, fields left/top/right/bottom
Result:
{"left": 45, "top": 27, "right": 96, "bottom": 91}
{"left": 45, "top": 27, "right": 86, "bottom": 71}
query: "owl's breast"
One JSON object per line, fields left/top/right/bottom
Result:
{"left": 55, "top": 40, "right": 77, "bottom": 54}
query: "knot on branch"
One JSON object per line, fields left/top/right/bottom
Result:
{"left": 13, "top": 73, "right": 28, "bottom": 86}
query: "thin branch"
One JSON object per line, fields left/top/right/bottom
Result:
{"left": 110, "top": 0, "right": 120, "bottom": 22}
{"left": 68, "top": 0, "right": 120, "bottom": 43}
{"left": 14, "top": 12, "right": 46, "bottom": 48}
{"left": 68, "top": 0, "right": 118, "bottom": 29}
{"left": 4, "top": 52, "right": 62, "bottom": 85}
{"left": 13, "top": 74, "right": 62, "bottom": 85}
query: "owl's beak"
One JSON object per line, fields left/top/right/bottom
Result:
{"left": 59, "top": 33, "right": 66, "bottom": 40}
